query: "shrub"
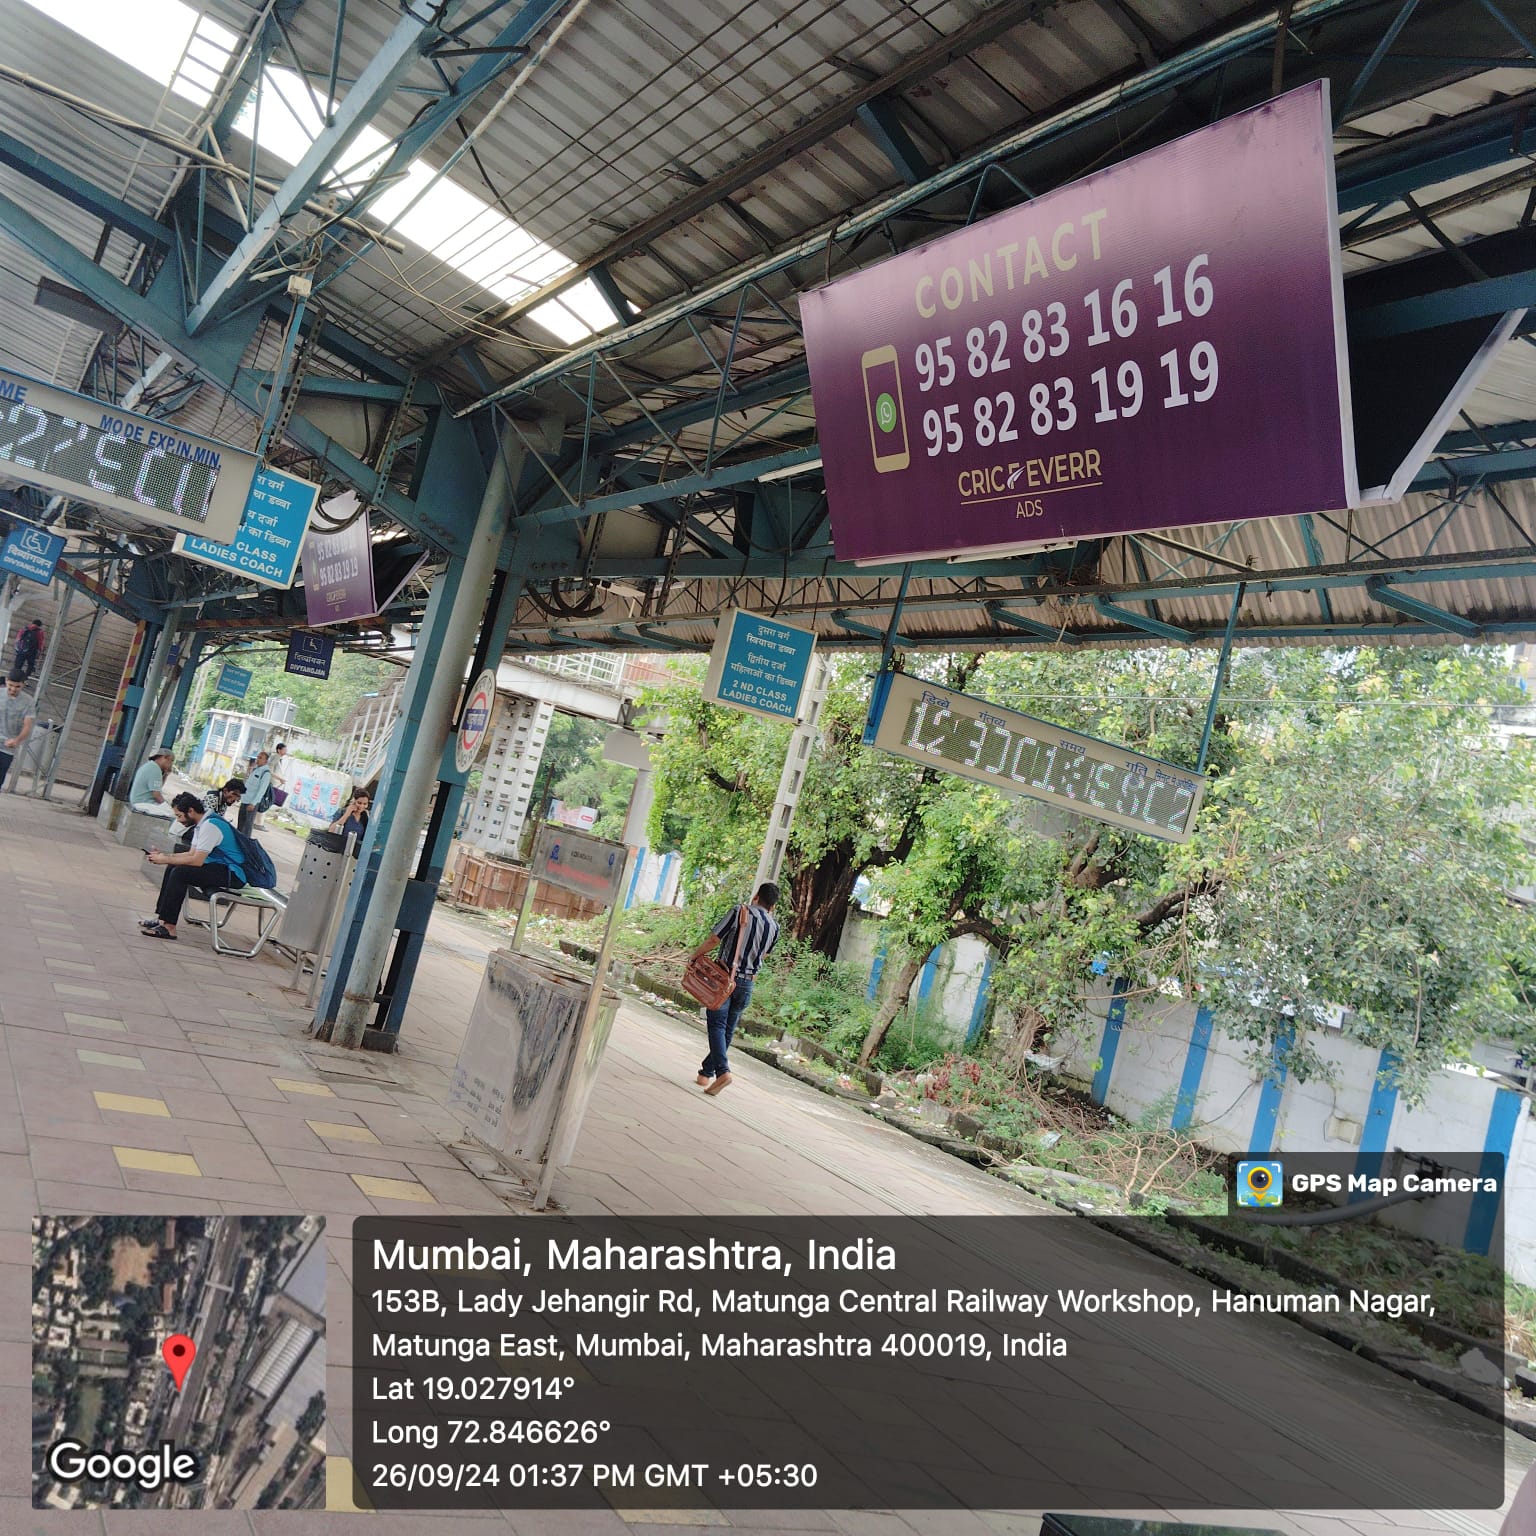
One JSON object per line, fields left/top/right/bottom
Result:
{"left": 750, "top": 940, "right": 875, "bottom": 1047}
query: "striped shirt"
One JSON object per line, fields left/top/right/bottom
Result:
{"left": 711, "top": 902, "right": 780, "bottom": 978}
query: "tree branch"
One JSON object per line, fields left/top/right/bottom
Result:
{"left": 950, "top": 915, "right": 1014, "bottom": 957}
{"left": 1135, "top": 877, "right": 1220, "bottom": 932}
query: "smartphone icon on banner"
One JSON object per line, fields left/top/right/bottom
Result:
{"left": 862, "top": 345, "right": 910, "bottom": 474}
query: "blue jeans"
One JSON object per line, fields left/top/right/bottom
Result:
{"left": 702, "top": 976, "right": 753, "bottom": 1077}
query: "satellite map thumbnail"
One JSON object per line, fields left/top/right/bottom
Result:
{"left": 32, "top": 1214, "right": 327, "bottom": 1510}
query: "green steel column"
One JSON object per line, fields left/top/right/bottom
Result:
{"left": 324, "top": 423, "right": 533, "bottom": 1049}
{"left": 158, "top": 633, "right": 205, "bottom": 751}
{"left": 118, "top": 611, "right": 180, "bottom": 791}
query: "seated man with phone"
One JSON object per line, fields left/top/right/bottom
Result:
{"left": 139, "top": 792, "right": 247, "bottom": 941}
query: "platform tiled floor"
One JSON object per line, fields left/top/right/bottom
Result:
{"left": 0, "top": 793, "right": 1529, "bottom": 1535}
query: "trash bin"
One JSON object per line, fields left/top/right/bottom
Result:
{"left": 274, "top": 829, "right": 352, "bottom": 954}
{"left": 449, "top": 948, "right": 620, "bottom": 1167}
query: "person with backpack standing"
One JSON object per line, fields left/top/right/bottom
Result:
{"left": 11, "top": 618, "right": 44, "bottom": 681}
{"left": 689, "top": 882, "right": 781, "bottom": 1096}
{"left": 239, "top": 750, "right": 272, "bottom": 835}
{"left": 140, "top": 792, "right": 247, "bottom": 940}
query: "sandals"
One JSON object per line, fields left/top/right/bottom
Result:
{"left": 140, "top": 923, "right": 177, "bottom": 940}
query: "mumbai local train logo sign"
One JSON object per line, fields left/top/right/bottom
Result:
{"left": 455, "top": 669, "right": 497, "bottom": 775}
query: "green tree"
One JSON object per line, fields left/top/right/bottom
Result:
{"left": 967, "top": 644, "right": 1536, "bottom": 1101}
{"left": 639, "top": 655, "right": 943, "bottom": 954}
{"left": 551, "top": 739, "right": 636, "bottom": 840}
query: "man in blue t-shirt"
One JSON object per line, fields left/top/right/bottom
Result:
{"left": 140, "top": 792, "right": 246, "bottom": 940}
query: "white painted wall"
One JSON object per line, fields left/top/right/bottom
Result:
{"left": 836, "top": 910, "right": 992, "bottom": 1046}
{"left": 1057, "top": 990, "right": 1535, "bottom": 1283}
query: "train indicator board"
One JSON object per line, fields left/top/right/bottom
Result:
{"left": 0, "top": 365, "right": 255, "bottom": 542}
{"left": 868, "top": 670, "right": 1207, "bottom": 843}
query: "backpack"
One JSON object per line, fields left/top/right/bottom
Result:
{"left": 229, "top": 826, "right": 278, "bottom": 889}
{"left": 255, "top": 783, "right": 275, "bottom": 813}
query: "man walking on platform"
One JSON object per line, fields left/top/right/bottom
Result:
{"left": 690, "top": 882, "right": 781, "bottom": 1096}
{"left": 0, "top": 673, "right": 36, "bottom": 791}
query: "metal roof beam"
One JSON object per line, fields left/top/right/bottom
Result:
{"left": 524, "top": 446, "right": 821, "bottom": 529}
{"left": 185, "top": 5, "right": 449, "bottom": 333}
{"left": 1438, "top": 418, "right": 1536, "bottom": 450}
{"left": 986, "top": 601, "right": 1080, "bottom": 643}
{"left": 0, "top": 129, "right": 171, "bottom": 251}
{"left": 1351, "top": 268, "right": 1536, "bottom": 336}
{"left": 206, "top": 0, "right": 306, "bottom": 147}
{"left": 857, "top": 98, "right": 933, "bottom": 185}
{"left": 1414, "top": 445, "right": 1536, "bottom": 488}
{"left": 1363, "top": 576, "right": 1481, "bottom": 635}
{"left": 1336, "top": 89, "right": 1536, "bottom": 211}
{"left": 1089, "top": 598, "right": 1194, "bottom": 641}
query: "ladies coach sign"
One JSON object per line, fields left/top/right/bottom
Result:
{"left": 801, "top": 82, "right": 1357, "bottom": 564}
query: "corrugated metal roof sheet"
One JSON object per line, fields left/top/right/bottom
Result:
{"left": 0, "top": 0, "right": 1532, "bottom": 649}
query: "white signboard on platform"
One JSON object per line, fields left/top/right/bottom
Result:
{"left": 530, "top": 825, "right": 626, "bottom": 908}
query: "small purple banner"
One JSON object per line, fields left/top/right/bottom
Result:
{"left": 301, "top": 493, "right": 377, "bottom": 626}
{"left": 801, "top": 82, "right": 1356, "bottom": 564}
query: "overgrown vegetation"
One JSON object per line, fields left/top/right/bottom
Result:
{"left": 636, "top": 645, "right": 1536, "bottom": 1103}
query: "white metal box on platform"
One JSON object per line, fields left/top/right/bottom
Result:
{"left": 449, "top": 949, "right": 619, "bottom": 1171}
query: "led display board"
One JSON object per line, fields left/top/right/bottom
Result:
{"left": 868, "top": 670, "right": 1207, "bottom": 843}
{"left": 0, "top": 366, "right": 256, "bottom": 542}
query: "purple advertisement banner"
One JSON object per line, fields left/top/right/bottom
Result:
{"left": 300, "top": 493, "right": 377, "bottom": 626}
{"left": 800, "top": 82, "right": 1356, "bottom": 565}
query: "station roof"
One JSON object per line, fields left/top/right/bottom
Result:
{"left": 0, "top": 0, "right": 1533, "bottom": 653}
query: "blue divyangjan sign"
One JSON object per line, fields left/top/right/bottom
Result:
{"left": 0, "top": 525, "right": 65, "bottom": 585}
{"left": 285, "top": 630, "right": 335, "bottom": 680}
{"left": 174, "top": 466, "right": 320, "bottom": 589}
{"left": 215, "top": 662, "right": 252, "bottom": 700}
{"left": 701, "top": 610, "right": 817, "bottom": 721}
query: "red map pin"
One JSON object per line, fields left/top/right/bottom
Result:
{"left": 162, "top": 1334, "right": 195, "bottom": 1391}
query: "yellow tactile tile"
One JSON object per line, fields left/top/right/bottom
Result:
{"left": 352, "top": 1174, "right": 434, "bottom": 1203}
{"left": 65, "top": 1013, "right": 125, "bottom": 1032}
{"left": 271, "top": 1077, "right": 335, "bottom": 1097}
{"left": 307, "top": 1120, "right": 380, "bottom": 1143}
{"left": 94, "top": 1091, "right": 170, "bottom": 1117}
{"left": 77, "top": 1050, "right": 143, "bottom": 1071}
{"left": 326, "top": 1456, "right": 373, "bottom": 1512}
{"left": 113, "top": 1146, "right": 201, "bottom": 1177}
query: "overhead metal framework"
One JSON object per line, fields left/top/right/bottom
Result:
{"left": 0, "top": 0, "right": 1532, "bottom": 653}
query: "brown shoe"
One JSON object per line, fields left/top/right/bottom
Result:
{"left": 703, "top": 1072, "right": 733, "bottom": 1096}
{"left": 695, "top": 1074, "right": 713, "bottom": 1087}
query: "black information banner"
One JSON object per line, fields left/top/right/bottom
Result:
{"left": 352, "top": 1203, "right": 1502, "bottom": 1512}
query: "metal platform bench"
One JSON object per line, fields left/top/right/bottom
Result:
{"left": 183, "top": 887, "right": 289, "bottom": 958}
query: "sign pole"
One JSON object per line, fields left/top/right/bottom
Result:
{"left": 754, "top": 652, "right": 830, "bottom": 894}
{"left": 1196, "top": 582, "right": 1246, "bottom": 773}
{"left": 534, "top": 847, "right": 631, "bottom": 1211}
{"left": 510, "top": 874, "right": 538, "bottom": 953}
{"left": 861, "top": 564, "right": 912, "bottom": 744}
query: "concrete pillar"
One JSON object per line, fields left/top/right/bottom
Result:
{"left": 623, "top": 767, "right": 655, "bottom": 848}
{"left": 461, "top": 693, "right": 554, "bottom": 854}
{"left": 320, "top": 422, "right": 547, "bottom": 1049}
